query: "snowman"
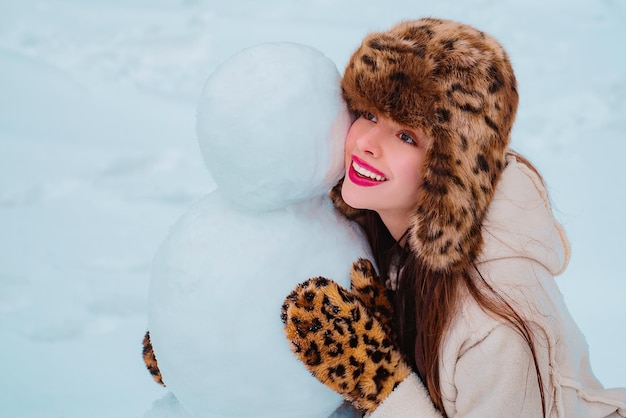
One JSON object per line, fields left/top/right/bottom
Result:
{"left": 146, "top": 43, "right": 371, "bottom": 418}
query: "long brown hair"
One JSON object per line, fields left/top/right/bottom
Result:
{"left": 356, "top": 150, "right": 546, "bottom": 417}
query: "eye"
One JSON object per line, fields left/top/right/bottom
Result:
{"left": 399, "top": 131, "right": 417, "bottom": 145}
{"left": 361, "top": 111, "right": 377, "bottom": 123}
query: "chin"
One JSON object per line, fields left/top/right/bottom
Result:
{"left": 341, "top": 181, "right": 368, "bottom": 211}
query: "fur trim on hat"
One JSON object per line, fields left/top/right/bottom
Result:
{"left": 338, "top": 18, "right": 518, "bottom": 273}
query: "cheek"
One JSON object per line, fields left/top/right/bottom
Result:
{"left": 344, "top": 126, "right": 358, "bottom": 163}
{"left": 344, "top": 125, "right": 358, "bottom": 150}
{"left": 397, "top": 156, "right": 425, "bottom": 189}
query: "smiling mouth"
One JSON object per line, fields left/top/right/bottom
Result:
{"left": 351, "top": 160, "right": 387, "bottom": 182}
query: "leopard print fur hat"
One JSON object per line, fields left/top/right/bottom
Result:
{"left": 335, "top": 18, "right": 519, "bottom": 273}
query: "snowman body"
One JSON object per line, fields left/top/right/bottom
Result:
{"left": 148, "top": 43, "right": 372, "bottom": 417}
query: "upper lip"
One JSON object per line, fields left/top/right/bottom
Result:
{"left": 351, "top": 155, "right": 387, "bottom": 179}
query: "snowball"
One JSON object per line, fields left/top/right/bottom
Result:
{"left": 196, "top": 42, "right": 350, "bottom": 211}
{"left": 149, "top": 191, "right": 372, "bottom": 418}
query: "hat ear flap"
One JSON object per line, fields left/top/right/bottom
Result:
{"left": 329, "top": 180, "right": 368, "bottom": 225}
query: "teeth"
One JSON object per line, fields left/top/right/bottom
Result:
{"left": 353, "top": 161, "right": 386, "bottom": 181}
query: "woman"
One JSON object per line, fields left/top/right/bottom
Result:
{"left": 282, "top": 18, "right": 626, "bottom": 417}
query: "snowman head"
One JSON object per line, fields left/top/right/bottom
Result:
{"left": 196, "top": 42, "right": 351, "bottom": 211}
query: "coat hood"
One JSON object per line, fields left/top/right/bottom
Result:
{"left": 477, "top": 156, "right": 570, "bottom": 276}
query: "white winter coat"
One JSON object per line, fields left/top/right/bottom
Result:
{"left": 369, "top": 157, "right": 626, "bottom": 418}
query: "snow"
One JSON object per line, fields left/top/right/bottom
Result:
{"left": 0, "top": 1, "right": 624, "bottom": 417}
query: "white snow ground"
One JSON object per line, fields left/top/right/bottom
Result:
{"left": 0, "top": 1, "right": 624, "bottom": 417}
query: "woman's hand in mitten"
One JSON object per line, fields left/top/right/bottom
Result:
{"left": 281, "top": 259, "right": 412, "bottom": 414}
{"left": 142, "top": 331, "right": 166, "bottom": 386}
{"left": 348, "top": 258, "right": 395, "bottom": 337}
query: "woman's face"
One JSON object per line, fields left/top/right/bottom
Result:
{"left": 341, "top": 112, "right": 429, "bottom": 233}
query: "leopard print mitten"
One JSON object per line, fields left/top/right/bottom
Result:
{"left": 281, "top": 259, "right": 412, "bottom": 414}
{"left": 348, "top": 258, "right": 394, "bottom": 336}
{"left": 142, "top": 331, "right": 166, "bottom": 386}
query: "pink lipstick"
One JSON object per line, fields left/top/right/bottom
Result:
{"left": 348, "top": 155, "right": 387, "bottom": 187}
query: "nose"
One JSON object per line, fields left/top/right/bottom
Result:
{"left": 356, "top": 125, "right": 384, "bottom": 157}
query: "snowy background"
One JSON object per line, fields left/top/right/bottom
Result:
{"left": 0, "top": 0, "right": 624, "bottom": 417}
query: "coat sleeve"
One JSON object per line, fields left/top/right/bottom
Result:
{"left": 367, "top": 324, "right": 544, "bottom": 418}
{"left": 451, "top": 323, "right": 544, "bottom": 417}
{"left": 366, "top": 372, "right": 442, "bottom": 418}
